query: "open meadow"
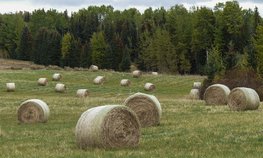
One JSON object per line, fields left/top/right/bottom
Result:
{"left": 1, "top": 69, "right": 263, "bottom": 157}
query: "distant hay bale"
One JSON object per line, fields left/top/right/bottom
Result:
{"left": 17, "top": 99, "right": 50, "bottom": 123}
{"left": 204, "top": 84, "right": 230, "bottom": 105}
{"left": 124, "top": 92, "right": 162, "bottom": 127}
{"left": 38, "top": 78, "right": 48, "bottom": 86}
{"left": 132, "top": 70, "right": 142, "bottom": 78}
{"left": 189, "top": 89, "right": 200, "bottom": 100}
{"left": 52, "top": 73, "right": 62, "bottom": 81}
{"left": 228, "top": 87, "right": 260, "bottom": 111}
{"left": 76, "top": 89, "right": 89, "bottom": 97}
{"left": 55, "top": 83, "right": 66, "bottom": 93}
{"left": 144, "top": 83, "right": 155, "bottom": 91}
{"left": 193, "top": 82, "right": 202, "bottom": 89}
{"left": 120, "top": 79, "right": 131, "bottom": 87}
{"left": 93, "top": 76, "right": 105, "bottom": 85}
{"left": 75, "top": 105, "right": 140, "bottom": 149}
{"left": 90, "top": 65, "right": 99, "bottom": 72}
{"left": 6, "top": 83, "right": 15, "bottom": 92}
{"left": 152, "top": 72, "right": 158, "bottom": 75}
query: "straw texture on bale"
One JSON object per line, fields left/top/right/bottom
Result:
{"left": 144, "top": 83, "right": 155, "bottom": 91}
{"left": 193, "top": 82, "right": 202, "bottom": 89}
{"left": 189, "top": 89, "right": 200, "bottom": 100}
{"left": 6, "top": 83, "right": 15, "bottom": 92}
{"left": 204, "top": 84, "right": 230, "bottom": 105}
{"left": 90, "top": 65, "right": 99, "bottom": 71}
{"left": 94, "top": 76, "right": 105, "bottom": 85}
{"left": 152, "top": 72, "right": 158, "bottom": 75}
{"left": 55, "top": 83, "right": 66, "bottom": 93}
{"left": 76, "top": 89, "right": 89, "bottom": 97}
{"left": 228, "top": 87, "right": 260, "bottom": 111}
{"left": 38, "top": 78, "right": 48, "bottom": 86}
{"left": 17, "top": 99, "right": 50, "bottom": 123}
{"left": 52, "top": 73, "right": 62, "bottom": 81}
{"left": 124, "top": 92, "right": 162, "bottom": 127}
{"left": 120, "top": 79, "right": 131, "bottom": 87}
{"left": 132, "top": 70, "right": 142, "bottom": 78}
{"left": 75, "top": 105, "right": 140, "bottom": 149}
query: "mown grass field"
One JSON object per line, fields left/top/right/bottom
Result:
{"left": 1, "top": 69, "right": 263, "bottom": 158}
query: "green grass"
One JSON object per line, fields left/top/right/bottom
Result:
{"left": 0, "top": 69, "right": 263, "bottom": 158}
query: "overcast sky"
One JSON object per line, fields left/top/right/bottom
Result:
{"left": 0, "top": 0, "right": 263, "bottom": 15}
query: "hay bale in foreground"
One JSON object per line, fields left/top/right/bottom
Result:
{"left": 120, "top": 79, "right": 131, "bottom": 87}
{"left": 6, "top": 83, "right": 15, "bottom": 92}
{"left": 132, "top": 70, "right": 142, "bottom": 78}
{"left": 189, "top": 89, "right": 200, "bottom": 100}
{"left": 55, "top": 83, "right": 66, "bottom": 93}
{"left": 52, "top": 73, "right": 62, "bottom": 81}
{"left": 90, "top": 65, "right": 99, "bottom": 71}
{"left": 124, "top": 92, "right": 162, "bottom": 127}
{"left": 204, "top": 84, "right": 230, "bottom": 105}
{"left": 93, "top": 76, "right": 105, "bottom": 85}
{"left": 38, "top": 78, "right": 48, "bottom": 86}
{"left": 17, "top": 99, "right": 50, "bottom": 123}
{"left": 76, "top": 89, "right": 89, "bottom": 97}
{"left": 193, "top": 82, "right": 202, "bottom": 89}
{"left": 144, "top": 83, "right": 155, "bottom": 91}
{"left": 75, "top": 105, "right": 140, "bottom": 149}
{"left": 228, "top": 87, "right": 260, "bottom": 111}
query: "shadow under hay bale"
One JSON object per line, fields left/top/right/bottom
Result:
{"left": 124, "top": 92, "right": 162, "bottom": 127}
{"left": 120, "top": 79, "right": 131, "bottom": 87}
{"left": 76, "top": 89, "right": 89, "bottom": 97}
{"left": 17, "top": 99, "right": 50, "bottom": 123}
{"left": 204, "top": 84, "right": 230, "bottom": 105}
{"left": 38, "top": 78, "right": 48, "bottom": 86}
{"left": 228, "top": 87, "right": 260, "bottom": 111}
{"left": 144, "top": 83, "right": 155, "bottom": 91}
{"left": 75, "top": 105, "right": 140, "bottom": 149}
{"left": 6, "top": 83, "right": 15, "bottom": 92}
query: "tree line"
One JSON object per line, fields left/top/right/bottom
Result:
{"left": 0, "top": 1, "right": 263, "bottom": 76}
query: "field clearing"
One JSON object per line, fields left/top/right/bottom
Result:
{"left": 1, "top": 69, "right": 263, "bottom": 157}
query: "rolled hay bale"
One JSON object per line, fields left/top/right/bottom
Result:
{"left": 120, "top": 79, "right": 131, "bottom": 87}
{"left": 132, "top": 70, "right": 142, "bottom": 78}
{"left": 152, "top": 72, "right": 158, "bottom": 75}
{"left": 6, "top": 83, "right": 15, "bottom": 92}
{"left": 144, "top": 83, "right": 155, "bottom": 91}
{"left": 228, "top": 87, "right": 260, "bottom": 111}
{"left": 90, "top": 65, "right": 99, "bottom": 72}
{"left": 17, "top": 99, "right": 50, "bottom": 123}
{"left": 76, "top": 89, "right": 89, "bottom": 97}
{"left": 52, "top": 73, "right": 62, "bottom": 81}
{"left": 55, "top": 83, "right": 66, "bottom": 93}
{"left": 204, "top": 84, "right": 230, "bottom": 105}
{"left": 193, "top": 82, "right": 202, "bottom": 89}
{"left": 189, "top": 89, "right": 200, "bottom": 100}
{"left": 93, "top": 76, "right": 105, "bottom": 85}
{"left": 124, "top": 92, "right": 162, "bottom": 127}
{"left": 38, "top": 78, "right": 48, "bottom": 86}
{"left": 75, "top": 105, "right": 140, "bottom": 149}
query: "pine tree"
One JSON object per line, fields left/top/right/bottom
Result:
{"left": 254, "top": 26, "right": 263, "bottom": 76}
{"left": 80, "top": 41, "right": 92, "bottom": 68}
{"left": 17, "top": 26, "right": 32, "bottom": 60}
{"left": 119, "top": 45, "right": 131, "bottom": 71}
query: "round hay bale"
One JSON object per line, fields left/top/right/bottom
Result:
{"left": 6, "top": 83, "right": 15, "bottom": 92}
{"left": 75, "top": 105, "right": 140, "bottom": 149}
{"left": 52, "top": 73, "right": 62, "bottom": 81}
{"left": 90, "top": 65, "right": 99, "bottom": 72}
{"left": 38, "top": 78, "right": 48, "bottom": 86}
{"left": 204, "top": 84, "right": 230, "bottom": 105}
{"left": 76, "top": 89, "right": 89, "bottom": 97}
{"left": 120, "top": 79, "right": 131, "bottom": 87}
{"left": 152, "top": 72, "right": 158, "bottom": 75}
{"left": 132, "top": 70, "right": 142, "bottom": 78}
{"left": 144, "top": 83, "right": 155, "bottom": 91}
{"left": 124, "top": 92, "right": 162, "bottom": 127}
{"left": 93, "top": 76, "right": 105, "bottom": 85}
{"left": 228, "top": 87, "right": 260, "bottom": 111}
{"left": 55, "top": 83, "right": 66, "bottom": 93}
{"left": 189, "top": 89, "right": 200, "bottom": 100}
{"left": 17, "top": 99, "right": 50, "bottom": 123}
{"left": 193, "top": 82, "right": 202, "bottom": 89}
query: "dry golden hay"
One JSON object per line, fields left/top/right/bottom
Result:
{"left": 55, "top": 83, "right": 66, "bottom": 93}
{"left": 193, "top": 82, "right": 202, "bottom": 89}
{"left": 93, "top": 76, "right": 105, "bottom": 85}
{"left": 17, "top": 99, "right": 50, "bottom": 123}
{"left": 6, "top": 83, "right": 15, "bottom": 92}
{"left": 144, "top": 83, "right": 155, "bottom": 91}
{"left": 228, "top": 87, "right": 260, "bottom": 111}
{"left": 75, "top": 105, "right": 140, "bottom": 149}
{"left": 90, "top": 65, "right": 99, "bottom": 72}
{"left": 124, "top": 92, "right": 162, "bottom": 127}
{"left": 52, "top": 73, "right": 62, "bottom": 81}
{"left": 152, "top": 72, "right": 158, "bottom": 75}
{"left": 204, "top": 84, "right": 230, "bottom": 105}
{"left": 120, "top": 79, "right": 131, "bottom": 87}
{"left": 76, "top": 89, "right": 89, "bottom": 97}
{"left": 189, "top": 89, "right": 200, "bottom": 100}
{"left": 38, "top": 78, "right": 48, "bottom": 86}
{"left": 132, "top": 70, "right": 142, "bottom": 78}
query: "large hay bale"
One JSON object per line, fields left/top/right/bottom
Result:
{"left": 124, "top": 92, "right": 162, "bottom": 127}
{"left": 144, "top": 83, "right": 155, "bottom": 91}
{"left": 52, "top": 73, "right": 62, "bottom": 81}
{"left": 75, "top": 105, "right": 140, "bottom": 149}
{"left": 17, "top": 99, "right": 50, "bottom": 123}
{"left": 93, "top": 76, "right": 105, "bottom": 85}
{"left": 90, "top": 65, "right": 99, "bottom": 72}
{"left": 76, "top": 89, "right": 89, "bottom": 97}
{"left": 6, "top": 83, "right": 15, "bottom": 92}
{"left": 204, "top": 84, "right": 230, "bottom": 105}
{"left": 38, "top": 78, "right": 48, "bottom": 86}
{"left": 55, "top": 83, "right": 66, "bottom": 93}
{"left": 132, "top": 70, "right": 142, "bottom": 78}
{"left": 228, "top": 87, "right": 260, "bottom": 111}
{"left": 189, "top": 89, "right": 200, "bottom": 100}
{"left": 193, "top": 82, "right": 202, "bottom": 89}
{"left": 120, "top": 79, "right": 131, "bottom": 87}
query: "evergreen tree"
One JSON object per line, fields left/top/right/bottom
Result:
{"left": 80, "top": 41, "right": 92, "bottom": 68}
{"left": 17, "top": 26, "right": 32, "bottom": 60}
{"left": 254, "top": 26, "right": 263, "bottom": 76}
{"left": 119, "top": 45, "right": 131, "bottom": 71}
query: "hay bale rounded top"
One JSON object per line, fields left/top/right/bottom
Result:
{"left": 132, "top": 70, "right": 142, "bottom": 78}
{"left": 228, "top": 87, "right": 260, "bottom": 111}
{"left": 204, "top": 84, "right": 230, "bottom": 105}
{"left": 52, "top": 73, "right": 62, "bottom": 81}
{"left": 90, "top": 65, "right": 99, "bottom": 71}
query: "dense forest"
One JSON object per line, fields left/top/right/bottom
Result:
{"left": 0, "top": 1, "right": 263, "bottom": 76}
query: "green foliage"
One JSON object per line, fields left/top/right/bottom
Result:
{"left": 80, "top": 41, "right": 92, "bottom": 68}
{"left": 254, "top": 26, "right": 263, "bottom": 76}
{"left": 119, "top": 45, "right": 131, "bottom": 71}
{"left": 206, "top": 47, "right": 225, "bottom": 80}
{"left": 17, "top": 26, "right": 33, "bottom": 60}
